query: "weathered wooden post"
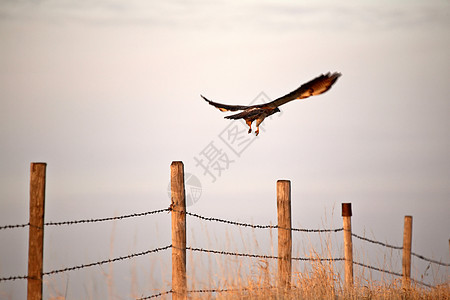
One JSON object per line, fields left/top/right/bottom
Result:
{"left": 342, "top": 203, "right": 353, "bottom": 290}
{"left": 171, "top": 161, "right": 187, "bottom": 300}
{"left": 277, "top": 180, "right": 292, "bottom": 290}
{"left": 402, "top": 216, "right": 413, "bottom": 289}
{"left": 27, "top": 163, "right": 47, "bottom": 300}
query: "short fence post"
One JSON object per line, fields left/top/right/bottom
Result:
{"left": 277, "top": 180, "right": 292, "bottom": 290}
{"left": 402, "top": 216, "right": 412, "bottom": 289}
{"left": 342, "top": 203, "right": 353, "bottom": 290}
{"left": 171, "top": 161, "right": 187, "bottom": 300}
{"left": 27, "top": 163, "right": 47, "bottom": 300}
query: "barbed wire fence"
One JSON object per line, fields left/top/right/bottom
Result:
{"left": 1, "top": 162, "right": 449, "bottom": 300}
{"left": 1, "top": 208, "right": 447, "bottom": 295}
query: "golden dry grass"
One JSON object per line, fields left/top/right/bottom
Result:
{"left": 176, "top": 225, "right": 449, "bottom": 300}
{"left": 45, "top": 220, "right": 449, "bottom": 299}
{"left": 181, "top": 256, "right": 449, "bottom": 300}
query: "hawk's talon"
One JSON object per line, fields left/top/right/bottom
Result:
{"left": 248, "top": 128, "right": 252, "bottom": 134}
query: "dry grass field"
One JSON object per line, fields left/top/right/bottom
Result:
{"left": 44, "top": 211, "right": 449, "bottom": 300}
{"left": 180, "top": 260, "right": 449, "bottom": 300}
{"left": 163, "top": 228, "right": 449, "bottom": 300}
{"left": 178, "top": 251, "right": 449, "bottom": 300}
{"left": 44, "top": 236, "right": 449, "bottom": 300}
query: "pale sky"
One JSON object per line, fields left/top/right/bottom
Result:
{"left": 1, "top": 0, "right": 449, "bottom": 299}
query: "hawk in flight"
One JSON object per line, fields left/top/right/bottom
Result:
{"left": 202, "top": 72, "right": 341, "bottom": 135}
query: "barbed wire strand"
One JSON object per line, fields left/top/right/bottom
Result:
{"left": 136, "top": 290, "right": 173, "bottom": 300}
{"left": 292, "top": 227, "right": 343, "bottom": 233}
{"left": 184, "top": 211, "right": 276, "bottom": 229}
{"left": 187, "top": 246, "right": 344, "bottom": 262}
{"left": 411, "top": 278, "right": 433, "bottom": 288}
{"left": 1, "top": 209, "right": 170, "bottom": 231}
{"left": 353, "top": 261, "right": 433, "bottom": 288}
{"left": 136, "top": 287, "right": 275, "bottom": 299}
{"left": 185, "top": 211, "right": 343, "bottom": 232}
{"left": 352, "top": 233, "right": 403, "bottom": 250}
{"left": 187, "top": 286, "right": 275, "bottom": 294}
{"left": 188, "top": 288, "right": 241, "bottom": 294}
{"left": 352, "top": 233, "right": 450, "bottom": 266}
{"left": 1, "top": 245, "right": 171, "bottom": 282}
{"left": 292, "top": 257, "right": 345, "bottom": 262}
{"left": 0, "top": 275, "right": 28, "bottom": 282}
{"left": 45, "top": 208, "right": 170, "bottom": 226}
{"left": 411, "top": 252, "right": 450, "bottom": 267}
{"left": 0, "top": 223, "right": 29, "bottom": 230}
{"left": 43, "top": 245, "right": 172, "bottom": 276}
{"left": 353, "top": 261, "right": 403, "bottom": 277}
{"left": 187, "top": 246, "right": 278, "bottom": 260}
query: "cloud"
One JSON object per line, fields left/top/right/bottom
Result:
{"left": 254, "top": 1, "right": 450, "bottom": 33}
{"left": 1, "top": 0, "right": 448, "bottom": 36}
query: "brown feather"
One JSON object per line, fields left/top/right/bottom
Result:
{"left": 201, "top": 95, "right": 249, "bottom": 112}
{"left": 265, "top": 72, "right": 341, "bottom": 108}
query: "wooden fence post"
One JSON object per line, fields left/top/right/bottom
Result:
{"left": 171, "top": 161, "right": 187, "bottom": 300}
{"left": 277, "top": 180, "right": 292, "bottom": 290}
{"left": 402, "top": 216, "right": 412, "bottom": 289}
{"left": 27, "top": 163, "right": 47, "bottom": 300}
{"left": 342, "top": 203, "right": 353, "bottom": 290}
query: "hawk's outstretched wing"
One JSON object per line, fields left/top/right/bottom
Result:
{"left": 264, "top": 72, "right": 341, "bottom": 108}
{"left": 201, "top": 72, "right": 341, "bottom": 136}
{"left": 201, "top": 95, "right": 249, "bottom": 112}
